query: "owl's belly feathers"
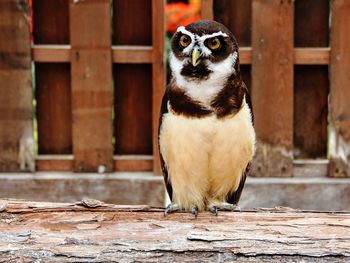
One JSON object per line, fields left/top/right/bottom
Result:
{"left": 159, "top": 100, "right": 255, "bottom": 211}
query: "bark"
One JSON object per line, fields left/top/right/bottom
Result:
{"left": 0, "top": 199, "right": 349, "bottom": 262}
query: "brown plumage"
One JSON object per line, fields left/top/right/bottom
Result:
{"left": 159, "top": 20, "right": 255, "bottom": 216}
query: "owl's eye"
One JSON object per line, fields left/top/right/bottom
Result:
{"left": 179, "top": 35, "right": 191, "bottom": 48}
{"left": 208, "top": 37, "right": 221, "bottom": 50}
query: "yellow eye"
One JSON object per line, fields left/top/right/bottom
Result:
{"left": 179, "top": 35, "right": 191, "bottom": 47}
{"left": 208, "top": 37, "right": 221, "bottom": 50}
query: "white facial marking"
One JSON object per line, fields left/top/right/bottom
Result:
{"left": 170, "top": 51, "right": 238, "bottom": 107}
{"left": 197, "top": 31, "right": 229, "bottom": 57}
{"left": 176, "top": 26, "right": 229, "bottom": 57}
{"left": 176, "top": 26, "right": 196, "bottom": 55}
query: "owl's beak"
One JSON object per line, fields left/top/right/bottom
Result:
{"left": 192, "top": 49, "right": 201, "bottom": 67}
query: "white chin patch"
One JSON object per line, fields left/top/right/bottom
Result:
{"left": 170, "top": 51, "right": 238, "bottom": 108}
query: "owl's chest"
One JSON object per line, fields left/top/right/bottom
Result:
{"left": 159, "top": 100, "right": 255, "bottom": 156}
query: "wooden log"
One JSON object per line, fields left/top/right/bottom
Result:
{"left": 329, "top": 0, "right": 350, "bottom": 177}
{"left": 0, "top": 199, "right": 349, "bottom": 262}
{"left": 251, "top": 0, "right": 294, "bottom": 177}
{"left": 0, "top": 0, "right": 34, "bottom": 171}
{"left": 70, "top": 0, "right": 114, "bottom": 172}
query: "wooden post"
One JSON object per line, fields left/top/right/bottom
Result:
{"left": 329, "top": 0, "right": 350, "bottom": 177}
{"left": 70, "top": 0, "right": 114, "bottom": 172}
{"left": 152, "top": 0, "right": 166, "bottom": 175}
{"left": 201, "top": 0, "right": 213, "bottom": 20}
{"left": 251, "top": 0, "right": 294, "bottom": 177}
{"left": 0, "top": 199, "right": 350, "bottom": 261}
{"left": 0, "top": 0, "right": 34, "bottom": 172}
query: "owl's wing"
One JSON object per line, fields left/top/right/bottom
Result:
{"left": 158, "top": 90, "right": 173, "bottom": 201}
{"left": 244, "top": 84, "right": 254, "bottom": 125}
{"left": 227, "top": 87, "right": 254, "bottom": 205}
{"left": 226, "top": 162, "right": 250, "bottom": 205}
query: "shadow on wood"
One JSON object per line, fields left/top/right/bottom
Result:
{"left": 0, "top": 199, "right": 349, "bottom": 262}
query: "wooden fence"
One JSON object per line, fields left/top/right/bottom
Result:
{"left": 0, "top": 0, "right": 349, "bottom": 177}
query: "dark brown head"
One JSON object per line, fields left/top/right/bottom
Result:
{"left": 170, "top": 20, "right": 240, "bottom": 82}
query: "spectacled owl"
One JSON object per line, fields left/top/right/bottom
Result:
{"left": 159, "top": 20, "right": 255, "bottom": 216}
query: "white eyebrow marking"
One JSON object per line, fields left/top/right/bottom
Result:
{"left": 198, "top": 31, "right": 229, "bottom": 42}
{"left": 176, "top": 26, "right": 195, "bottom": 55}
{"left": 176, "top": 27, "right": 230, "bottom": 56}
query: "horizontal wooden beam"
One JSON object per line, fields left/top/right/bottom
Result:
{"left": 114, "top": 155, "right": 153, "bottom": 171}
{"left": 239, "top": 47, "right": 252, "bottom": 65}
{"left": 36, "top": 155, "right": 330, "bottom": 176}
{"left": 32, "top": 45, "right": 71, "bottom": 62}
{"left": 32, "top": 45, "right": 153, "bottom": 63}
{"left": 36, "top": 155, "right": 73, "bottom": 171}
{"left": 36, "top": 155, "right": 153, "bottom": 172}
{"left": 1, "top": 199, "right": 349, "bottom": 261}
{"left": 293, "top": 159, "right": 329, "bottom": 177}
{"left": 112, "top": 46, "right": 153, "bottom": 63}
{"left": 294, "top": 47, "right": 330, "bottom": 65}
{"left": 32, "top": 45, "right": 330, "bottom": 65}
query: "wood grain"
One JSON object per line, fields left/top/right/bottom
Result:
{"left": 33, "top": 0, "right": 72, "bottom": 155}
{"left": 70, "top": 0, "right": 113, "bottom": 172}
{"left": 112, "top": 0, "right": 153, "bottom": 159}
{"left": 329, "top": 0, "right": 350, "bottom": 177}
{"left": 113, "top": 64, "right": 152, "bottom": 155}
{"left": 152, "top": 0, "right": 166, "bottom": 175}
{"left": 201, "top": 0, "right": 213, "bottom": 20}
{"left": 0, "top": 199, "right": 349, "bottom": 261}
{"left": 0, "top": 0, "right": 33, "bottom": 171}
{"left": 251, "top": 0, "right": 294, "bottom": 177}
{"left": 294, "top": 0, "right": 329, "bottom": 159}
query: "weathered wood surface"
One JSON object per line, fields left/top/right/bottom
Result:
{"left": 251, "top": 0, "right": 294, "bottom": 177}
{"left": 0, "top": 0, "right": 33, "bottom": 171}
{"left": 329, "top": 0, "right": 350, "bottom": 177}
{"left": 70, "top": 0, "right": 114, "bottom": 172}
{"left": 0, "top": 199, "right": 349, "bottom": 262}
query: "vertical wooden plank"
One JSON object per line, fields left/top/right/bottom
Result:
{"left": 36, "top": 64, "right": 71, "bottom": 154}
{"left": 294, "top": 66, "right": 328, "bottom": 159}
{"left": 114, "top": 64, "right": 152, "bottom": 154}
{"left": 70, "top": 0, "right": 113, "bottom": 172}
{"left": 251, "top": 0, "right": 294, "bottom": 177}
{"left": 33, "top": 0, "right": 72, "bottom": 154}
{"left": 294, "top": 0, "right": 329, "bottom": 159}
{"left": 112, "top": 0, "right": 153, "bottom": 158}
{"left": 0, "top": 0, "right": 33, "bottom": 171}
{"left": 152, "top": 0, "right": 166, "bottom": 175}
{"left": 329, "top": 0, "right": 350, "bottom": 177}
{"left": 201, "top": 0, "right": 213, "bottom": 20}
{"left": 214, "top": 0, "right": 252, "bottom": 92}
{"left": 214, "top": 0, "right": 252, "bottom": 46}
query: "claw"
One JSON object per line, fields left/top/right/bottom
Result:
{"left": 191, "top": 206, "right": 198, "bottom": 218}
{"left": 164, "top": 203, "right": 179, "bottom": 216}
{"left": 209, "top": 205, "right": 219, "bottom": 216}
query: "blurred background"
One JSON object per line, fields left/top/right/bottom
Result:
{"left": 0, "top": 0, "right": 349, "bottom": 210}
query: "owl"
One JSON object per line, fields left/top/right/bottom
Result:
{"left": 158, "top": 20, "right": 255, "bottom": 216}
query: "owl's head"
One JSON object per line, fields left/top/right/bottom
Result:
{"left": 170, "top": 20, "right": 240, "bottom": 86}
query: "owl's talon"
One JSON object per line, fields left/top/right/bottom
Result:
{"left": 191, "top": 206, "right": 198, "bottom": 218}
{"left": 209, "top": 205, "right": 219, "bottom": 216}
{"left": 164, "top": 203, "right": 179, "bottom": 216}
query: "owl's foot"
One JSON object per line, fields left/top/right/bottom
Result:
{"left": 164, "top": 203, "right": 180, "bottom": 216}
{"left": 208, "top": 203, "right": 241, "bottom": 216}
{"left": 191, "top": 206, "right": 198, "bottom": 218}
